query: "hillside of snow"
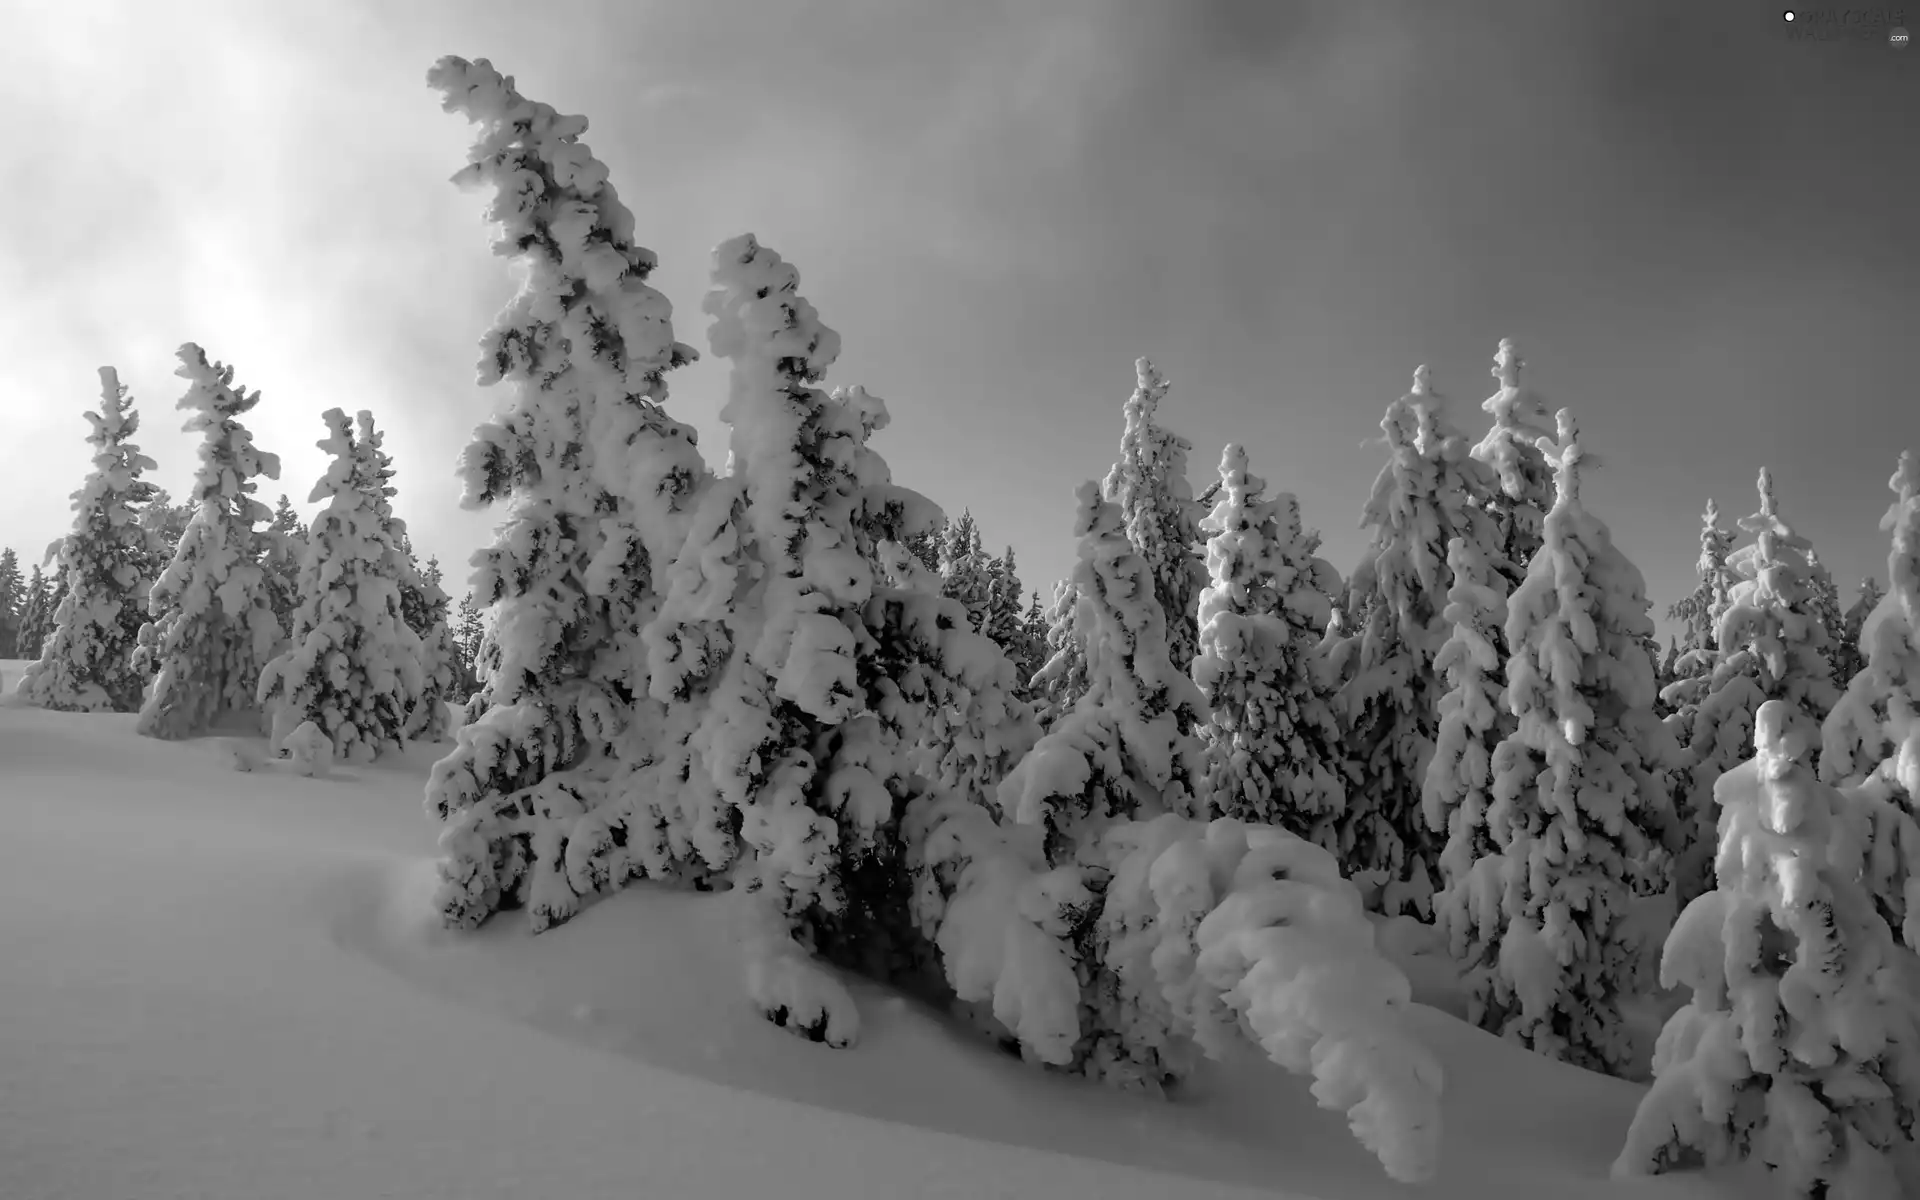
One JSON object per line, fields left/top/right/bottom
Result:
{"left": 0, "top": 665, "right": 1761, "bottom": 1200}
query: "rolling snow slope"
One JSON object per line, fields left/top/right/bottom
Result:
{"left": 0, "top": 669, "right": 1758, "bottom": 1199}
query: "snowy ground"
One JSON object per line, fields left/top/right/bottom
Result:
{"left": 0, "top": 660, "right": 1759, "bottom": 1199}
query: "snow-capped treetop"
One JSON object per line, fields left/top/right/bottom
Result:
{"left": 1471, "top": 339, "right": 1556, "bottom": 563}
{"left": 428, "top": 53, "right": 705, "bottom": 572}
{"left": 1669, "top": 499, "right": 1739, "bottom": 656}
{"left": 175, "top": 344, "right": 281, "bottom": 515}
{"left": 1716, "top": 468, "right": 1839, "bottom": 729}
{"left": 1886, "top": 450, "right": 1919, "bottom": 634}
{"left": 1102, "top": 357, "right": 1206, "bottom": 676}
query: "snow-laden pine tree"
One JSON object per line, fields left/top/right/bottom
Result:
{"left": 402, "top": 555, "right": 458, "bottom": 742}
{"left": 1824, "top": 454, "right": 1919, "bottom": 793}
{"left": 1670, "top": 501, "right": 1738, "bottom": 657}
{"left": 15, "top": 563, "right": 47, "bottom": 661}
{"left": 1470, "top": 339, "right": 1557, "bottom": 574}
{"left": 451, "top": 589, "right": 484, "bottom": 701}
{"left": 1190, "top": 443, "right": 1345, "bottom": 841}
{"left": 258, "top": 409, "right": 426, "bottom": 762}
{"left": 421, "top": 56, "right": 710, "bottom": 932}
{"left": 132, "top": 346, "right": 284, "bottom": 739}
{"left": 937, "top": 511, "right": 991, "bottom": 633}
{"left": 1001, "top": 480, "right": 1209, "bottom": 863}
{"left": 1834, "top": 575, "right": 1886, "bottom": 691}
{"left": 1102, "top": 358, "right": 1206, "bottom": 677}
{"left": 1616, "top": 701, "right": 1920, "bottom": 1198}
{"left": 16, "top": 368, "right": 167, "bottom": 712}
{"left": 262, "top": 494, "right": 307, "bottom": 635}
{"left": 0, "top": 549, "right": 21, "bottom": 657}
{"left": 1667, "top": 470, "right": 1842, "bottom": 909}
{"left": 1806, "top": 548, "right": 1846, "bottom": 684}
{"left": 1421, "top": 533, "right": 1516, "bottom": 970}
{"left": 1465, "top": 408, "right": 1677, "bottom": 1074}
{"left": 1334, "top": 366, "right": 1501, "bottom": 917}
{"left": 983, "top": 546, "right": 1029, "bottom": 669}
{"left": 1029, "top": 576, "right": 1089, "bottom": 728}
{"left": 644, "top": 233, "right": 1035, "bottom": 1046}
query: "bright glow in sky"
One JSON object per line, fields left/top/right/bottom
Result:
{"left": 3, "top": 0, "right": 1915, "bottom": 630}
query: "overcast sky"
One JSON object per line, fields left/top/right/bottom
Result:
{"left": 3, "top": 0, "right": 1914, "bottom": 635}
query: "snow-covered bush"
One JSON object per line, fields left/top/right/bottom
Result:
{"left": 1461, "top": 408, "right": 1677, "bottom": 1075}
{"left": 16, "top": 367, "right": 168, "bottom": 713}
{"left": 1615, "top": 701, "right": 1920, "bottom": 1198}
{"left": 133, "top": 344, "right": 284, "bottom": 740}
{"left": 284, "top": 720, "right": 334, "bottom": 778}
{"left": 1335, "top": 366, "right": 1500, "bottom": 917}
{"left": 421, "top": 55, "right": 712, "bottom": 932}
{"left": 257, "top": 409, "right": 426, "bottom": 763}
{"left": 1101, "top": 358, "right": 1206, "bottom": 677}
{"left": 1191, "top": 442, "right": 1345, "bottom": 842}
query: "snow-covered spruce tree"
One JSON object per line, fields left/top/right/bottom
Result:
{"left": 16, "top": 369, "right": 167, "bottom": 712}
{"left": 1470, "top": 338, "right": 1557, "bottom": 575}
{"left": 1616, "top": 701, "right": 1920, "bottom": 1198}
{"left": 0, "top": 548, "right": 21, "bottom": 657}
{"left": 1002, "top": 480, "right": 1209, "bottom": 863}
{"left": 983, "top": 546, "right": 1029, "bottom": 670}
{"left": 1335, "top": 366, "right": 1501, "bottom": 917}
{"left": 1662, "top": 500, "right": 1739, "bottom": 719}
{"left": 131, "top": 346, "right": 283, "bottom": 739}
{"left": 257, "top": 409, "right": 426, "bottom": 762}
{"left": 15, "top": 563, "right": 47, "bottom": 661}
{"left": 1824, "top": 457, "right": 1917, "bottom": 792}
{"left": 421, "top": 55, "right": 712, "bottom": 933}
{"left": 1102, "top": 357, "right": 1207, "bottom": 678}
{"left": 1835, "top": 575, "right": 1886, "bottom": 691}
{"left": 1191, "top": 442, "right": 1345, "bottom": 842}
{"left": 937, "top": 510, "right": 991, "bottom": 633}
{"left": 1821, "top": 453, "right": 1920, "bottom": 943}
{"left": 1668, "top": 470, "right": 1843, "bottom": 909}
{"left": 402, "top": 555, "right": 458, "bottom": 741}
{"left": 643, "top": 234, "right": 1042, "bottom": 1045}
{"left": 1029, "top": 576, "right": 1089, "bottom": 729}
{"left": 1467, "top": 408, "right": 1677, "bottom": 1074}
{"left": 262, "top": 493, "right": 307, "bottom": 635}
{"left": 450, "top": 588, "right": 484, "bottom": 701}
{"left": 1806, "top": 548, "right": 1846, "bottom": 684}
{"left": 993, "top": 481, "right": 1211, "bottom": 1083}
{"left": 1421, "top": 533, "right": 1516, "bottom": 972}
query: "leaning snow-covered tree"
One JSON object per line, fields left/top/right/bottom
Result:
{"left": 1102, "top": 357, "right": 1206, "bottom": 677}
{"left": 257, "top": 409, "right": 427, "bottom": 762}
{"left": 17, "top": 368, "right": 167, "bottom": 713}
{"left": 1467, "top": 408, "right": 1677, "bottom": 1075}
{"left": 1190, "top": 442, "right": 1346, "bottom": 843}
{"left": 1334, "top": 366, "right": 1500, "bottom": 917}
{"left": 420, "top": 55, "right": 712, "bottom": 932}
{"left": 132, "top": 345, "right": 284, "bottom": 740}
{"left": 1616, "top": 701, "right": 1920, "bottom": 1199}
